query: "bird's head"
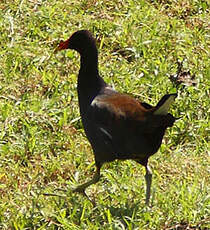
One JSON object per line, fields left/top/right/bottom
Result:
{"left": 55, "top": 30, "right": 96, "bottom": 54}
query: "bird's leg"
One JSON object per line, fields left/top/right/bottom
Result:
{"left": 145, "top": 164, "right": 152, "bottom": 206}
{"left": 73, "top": 163, "right": 101, "bottom": 194}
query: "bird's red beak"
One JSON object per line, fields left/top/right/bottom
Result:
{"left": 54, "top": 39, "right": 69, "bottom": 53}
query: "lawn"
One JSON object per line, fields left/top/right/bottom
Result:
{"left": 0, "top": 0, "right": 209, "bottom": 229}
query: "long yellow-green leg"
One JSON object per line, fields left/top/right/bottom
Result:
{"left": 145, "top": 165, "right": 152, "bottom": 206}
{"left": 73, "top": 163, "right": 101, "bottom": 194}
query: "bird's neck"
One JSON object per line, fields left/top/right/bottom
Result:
{"left": 77, "top": 47, "right": 106, "bottom": 112}
{"left": 79, "top": 46, "right": 99, "bottom": 76}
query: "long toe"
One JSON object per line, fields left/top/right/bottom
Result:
{"left": 73, "top": 187, "right": 96, "bottom": 206}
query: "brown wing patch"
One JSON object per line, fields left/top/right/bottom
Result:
{"left": 93, "top": 94, "right": 148, "bottom": 121}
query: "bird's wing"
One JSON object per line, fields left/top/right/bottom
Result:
{"left": 85, "top": 92, "right": 150, "bottom": 157}
{"left": 89, "top": 92, "right": 149, "bottom": 127}
{"left": 86, "top": 91, "right": 176, "bottom": 158}
{"left": 88, "top": 92, "right": 177, "bottom": 132}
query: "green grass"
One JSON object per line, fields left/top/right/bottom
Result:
{"left": 0, "top": 0, "right": 209, "bottom": 229}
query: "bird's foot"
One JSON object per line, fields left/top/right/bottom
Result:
{"left": 72, "top": 186, "right": 85, "bottom": 194}
{"left": 73, "top": 185, "right": 96, "bottom": 206}
{"left": 43, "top": 192, "right": 67, "bottom": 198}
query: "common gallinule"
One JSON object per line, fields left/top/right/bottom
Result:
{"left": 55, "top": 30, "right": 178, "bottom": 205}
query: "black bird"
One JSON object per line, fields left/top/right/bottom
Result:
{"left": 55, "top": 30, "right": 177, "bottom": 205}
